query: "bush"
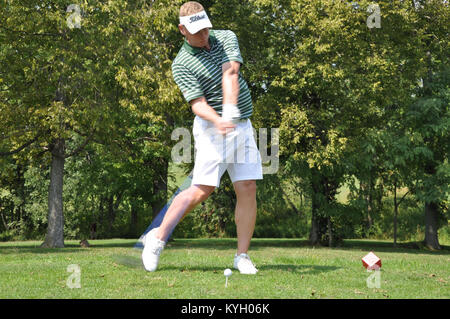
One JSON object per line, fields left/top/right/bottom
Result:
{"left": 173, "top": 173, "right": 310, "bottom": 239}
{"left": 364, "top": 196, "right": 425, "bottom": 241}
{"left": 0, "top": 230, "right": 14, "bottom": 242}
{"left": 173, "top": 175, "right": 235, "bottom": 238}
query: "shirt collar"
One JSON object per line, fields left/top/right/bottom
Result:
{"left": 183, "top": 29, "right": 217, "bottom": 55}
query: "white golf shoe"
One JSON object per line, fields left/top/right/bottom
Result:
{"left": 233, "top": 253, "right": 258, "bottom": 274}
{"left": 141, "top": 228, "right": 166, "bottom": 272}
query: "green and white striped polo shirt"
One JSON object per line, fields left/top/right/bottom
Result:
{"left": 171, "top": 29, "right": 253, "bottom": 119}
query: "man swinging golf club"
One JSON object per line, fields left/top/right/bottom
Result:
{"left": 142, "top": 1, "right": 263, "bottom": 274}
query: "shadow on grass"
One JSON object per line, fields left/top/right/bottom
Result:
{"left": 257, "top": 264, "right": 340, "bottom": 275}
{"left": 110, "top": 253, "right": 341, "bottom": 276}
{"left": 0, "top": 240, "right": 137, "bottom": 254}
{"left": 111, "top": 254, "right": 143, "bottom": 269}
{"left": 0, "top": 243, "right": 97, "bottom": 255}
{"left": 1, "top": 238, "right": 449, "bottom": 256}
{"left": 340, "top": 240, "right": 450, "bottom": 255}
{"left": 166, "top": 238, "right": 450, "bottom": 255}
{"left": 166, "top": 238, "right": 308, "bottom": 251}
{"left": 148, "top": 264, "right": 341, "bottom": 276}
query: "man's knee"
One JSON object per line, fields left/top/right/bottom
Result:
{"left": 190, "top": 185, "right": 215, "bottom": 203}
{"left": 234, "top": 180, "right": 257, "bottom": 196}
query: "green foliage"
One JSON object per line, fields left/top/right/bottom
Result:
{"left": 0, "top": 0, "right": 449, "bottom": 245}
{"left": 173, "top": 173, "right": 310, "bottom": 239}
{"left": 0, "top": 0, "right": 189, "bottom": 243}
{"left": 405, "top": 66, "right": 450, "bottom": 205}
{"left": 253, "top": 174, "right": 309, "bottom": 238}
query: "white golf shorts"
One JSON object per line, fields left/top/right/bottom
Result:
{"left": 192, "top": 116, "right": 263, "bottom": 187}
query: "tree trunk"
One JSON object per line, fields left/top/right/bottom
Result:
{"left": 360, "top": 179, "right": 374, "bottom": 236}
{"left": 106, "top": 192, "right": 123, "bottom": 235}
{"left": 393, "top": 182, "right": 398, "bottom": 247}
{"left": 309, "top": 168, "right": 321, "bottom": 245}
{"left": 41, "top": 138, "right": 65, "bottom": 248}
{"left": 129, "top": 204, "right": 138, "bottom": 238}
{"left": 423, "top": 159, "right": 441, "bottom": 250}
{"left": 309, "top": 169, "right": 336, "bottom": 246}
{"left": 16, "top": 164, "right": 26, "bottom": 230}
{"left": 0, "top": 211, "right": 9, "bottom": 231}
{"left": 309, "top": 193, "right": 320, "bottom": 245}
{"left": 152, "top": 158, "right": 169, "bottom": 218}
{"left": 376, "top": 181, "right": 384, "bottom": 218}
{"left": 107, "top": 195, "right": 115, "bottom": 234}
{"left": 327, "top": 216, "right": 333, "bottom": 247}
{"left": 367, "top": 178, "right": 373, "bottom": 230}
{"left": 300, "top": 192, "right": 303, "bottom": 208}
{"left": 309, "top": 198, "right": 329, "bottom": 246}
{"left": 98, "top": 196, "right": 105, "bottom": 235}
{"left": 424, "top": 201, "right": 441, "bottom": 250}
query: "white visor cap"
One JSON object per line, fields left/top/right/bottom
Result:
{"left": 179, "top": 10, "right": 213, "bottom": 34}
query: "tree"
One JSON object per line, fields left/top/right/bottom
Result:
{"left": 404, "top": 1, "right": 449, "bottom": 250}
{"left": 404, "top": 66, "right": 449, "bottom": 250}
{"left": 248, "top": 0, "right": 428, "bottom": 245}
{"left": 0, "top": 0, "right": 184, "bottom": 246}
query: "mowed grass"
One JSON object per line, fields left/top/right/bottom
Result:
{"left": 0, "top": 238, "right": 449, "bottom": 299}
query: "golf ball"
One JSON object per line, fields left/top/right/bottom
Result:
{"left": 224, "top": 268, "right": 232, "bottom": 277}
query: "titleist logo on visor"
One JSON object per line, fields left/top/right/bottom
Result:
{"left": 189, "top": 14, "right": 206, "bottom": 23}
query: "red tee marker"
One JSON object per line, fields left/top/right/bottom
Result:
{"left": 362, "top": 252, "right": 381, "bottom": 270}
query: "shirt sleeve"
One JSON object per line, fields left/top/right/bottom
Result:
{"left": 171, "top": 63, "right": 204, "bottom": 103}
{"left": 221, "top": 30, "right": 244, "bottom": 65}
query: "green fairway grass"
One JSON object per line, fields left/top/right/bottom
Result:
{"left": 0, "top": 238, "right": 448, "bottom": 299}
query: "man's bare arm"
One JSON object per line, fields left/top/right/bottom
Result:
{"left": 191, "top": 97, "right": 221, "bottom": 123}
{"left": 189, "top": 61, "right": 241, "bottom": 134}
{"left": 222, "top": 61, "right": 241, "bottom": 105}
{"left": 191, "top": 97, "right": 235, "bottom": 135}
